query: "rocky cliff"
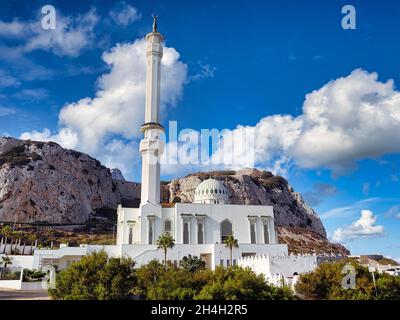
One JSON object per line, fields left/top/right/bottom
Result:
{"left": 0, "top": 137, "right": 137, "bottom": 224}
{"left": 0, "top": 137, "right": 347, "bottom": 254}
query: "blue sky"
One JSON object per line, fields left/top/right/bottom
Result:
{"left": 0, "top": 0, "right": 399, "bottom": 259}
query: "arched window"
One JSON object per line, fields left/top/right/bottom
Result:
{"left": 183, "top": 221, "right": 189, "bottom": 244}
{"left": 197, "top": 220, "right": 204, "bottom": 244}
{"left": 250, "top": 221, "right": 256, "bottom": 244}
{"left": 221, "top": 220, "right": 233, "bottom": 242}
{"left": 164, "top": 220, "right": 172, "bottom": 235}
{"left": 128, "top": 226, "right": 133, "bottom": 244}
{"left": 263, "top": 221, "right": 270, "bottom": 244}
{"left": 148, "top": 219, "right": 154, "bottom": 245}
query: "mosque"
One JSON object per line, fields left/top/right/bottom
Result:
{"left": 115, "top": 17, "right": 285, "bottom": 269}
{"left": 0, "top": 19, "right": 318, "bottom": 287}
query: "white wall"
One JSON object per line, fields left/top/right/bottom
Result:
{"left": 0, "top": 280, "right": 21, "bottom": 290}
{"left": 0, "top": 254, "right": 35, "bottom": 271}
{"left": 238, "top": 254, "right": 318, "bottom": 279}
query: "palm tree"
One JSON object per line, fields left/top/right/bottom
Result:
{"left": 223, "top": 235, "right": 239, "bottom": 267}
{"left": 1, "top": 255, "right": 12, "bottom": 278}
{"left": 156, "top": 234, "right": 175, "bottom": 267}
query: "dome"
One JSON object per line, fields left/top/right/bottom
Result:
{"left": 194, "top": 178, "right": 229, "bottom": 204}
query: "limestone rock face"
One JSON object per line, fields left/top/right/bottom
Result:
{"left": 166, "top": 168, "right": 327, "bottom": 237}
{"left": 0, "top": 137, "right": 122, "bottom": 224}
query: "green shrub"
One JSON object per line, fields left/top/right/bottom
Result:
{"left": 296, "top": 262, "right": 400, "bottom": 300}
{"left": 194, "top": 266, "right": 295, "bottom": 300}
{"left": 49, "top": 251, "right": 135, "bottom": 300}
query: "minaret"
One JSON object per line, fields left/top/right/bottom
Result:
{"left": 140, "top": 15, "right": 164, "bottom": 206}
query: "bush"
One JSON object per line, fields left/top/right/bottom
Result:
{"left": 296, "top": 262, "right": 400, "bottom": 300}
{"left": 195, "top": 266, "right": 295, "bottom": 300}
{"left": 49, "top": 251, "right": 135, "bottom": 300}
{"left": 135, "top": 260, "right": 212, "bottom": 300}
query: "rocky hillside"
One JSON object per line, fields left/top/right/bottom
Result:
{"left": 277, "top": 227, "right": 349, "bottom": 255}
{"left": 167, "top": 168, "right": 326, "bottom": 237}
{"left": 0, "top": 137, "right": 139, "bottom": 224}
{"left": 0, "top": 137, "right": 348, "bottom": 255}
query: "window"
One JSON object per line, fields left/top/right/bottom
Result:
{"left": 221, "top": 220, "right": 233, "bottom": 242}
{"left": 148, "top": 219, "right": 154, "bottom": 245}
{"left": 197, "top": 220, "right": 204, "bottom": 244}
{"left": 250, "top": 221, "right": 256, "bottom": 244}
{"left": 128, "top": 226, "right": 133, "bottom": 244}
{"left": 164, "top": 220, "right": 172, "bottom": 234}
{"left": 264, "top": 221, "right": 270, "bottom": 244}
{"left": 183, "top": 220, "right": 189, "bottom": 244}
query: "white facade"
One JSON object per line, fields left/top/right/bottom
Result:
{"left": 117, "top": 203, "right": 277, "bottom": 246}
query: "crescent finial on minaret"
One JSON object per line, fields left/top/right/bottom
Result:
{"left": 152, "top": 14, "right": 158, "bottom": 33}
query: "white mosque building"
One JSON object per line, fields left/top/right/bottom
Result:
{"left": 114, "top": 16, "right": 286, "bottom": 269}
{"left": 0, "top": 19, "right": 317, "bottom": 288}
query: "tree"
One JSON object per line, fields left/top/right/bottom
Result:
{"left": 48, "top": 251, "right": 135, "bottom": 300}
{"left": 195, "top": 266, "right": 295, "bottom": 300}
{"left": 135, "top": 262, "right": 212, "bottom": 300}
{"left": 0, "top": 255, "right": 12, "bottom": 277}
{"left": 156, "top": 234, "right": 175, "bottom": 267}
{"left": 223, "top": 235, "right": 239, "bottom": 266}
{"left": 180, "top": 255, "right": 206, "bottom": 273}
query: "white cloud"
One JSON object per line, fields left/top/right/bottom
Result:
{"left": 0, "top": 70, "right": 20, "bottom": 87}
{"left": 0, "top": 19, "right": 26, "bottom": 37}
{"left": 110, "top": 2, "right": 141, "bottom": 27}
{"left": 320, "top": 197, "right": 381, "bottom": 219}
{"left": 0, "top": 8, "right": 99, "bottom": 57}
{"left": 20, "top": 128, "right": 79, "bottom": 150}
{"left": 0, "top": 107, "right": 16, "bottom": 117}
{"left": 385, "top": 205, "right": 400, "bottom": 219}
{"left": 14, "top": 88, "right": 49, "bottom": 101}
{"left": 24, "top": 8, "right": 99, "bottom": 57}
{"left": 332, "top": 210, "right": 385, "bottom": 243}
{"left": 20, "top": 38, "right": 187, "bottom": 179}
{"left": 188, "top": 62, "right": 217, "bottom": 82}
{"left": 226, "top": 69, "right": 400, "bottom": 175}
